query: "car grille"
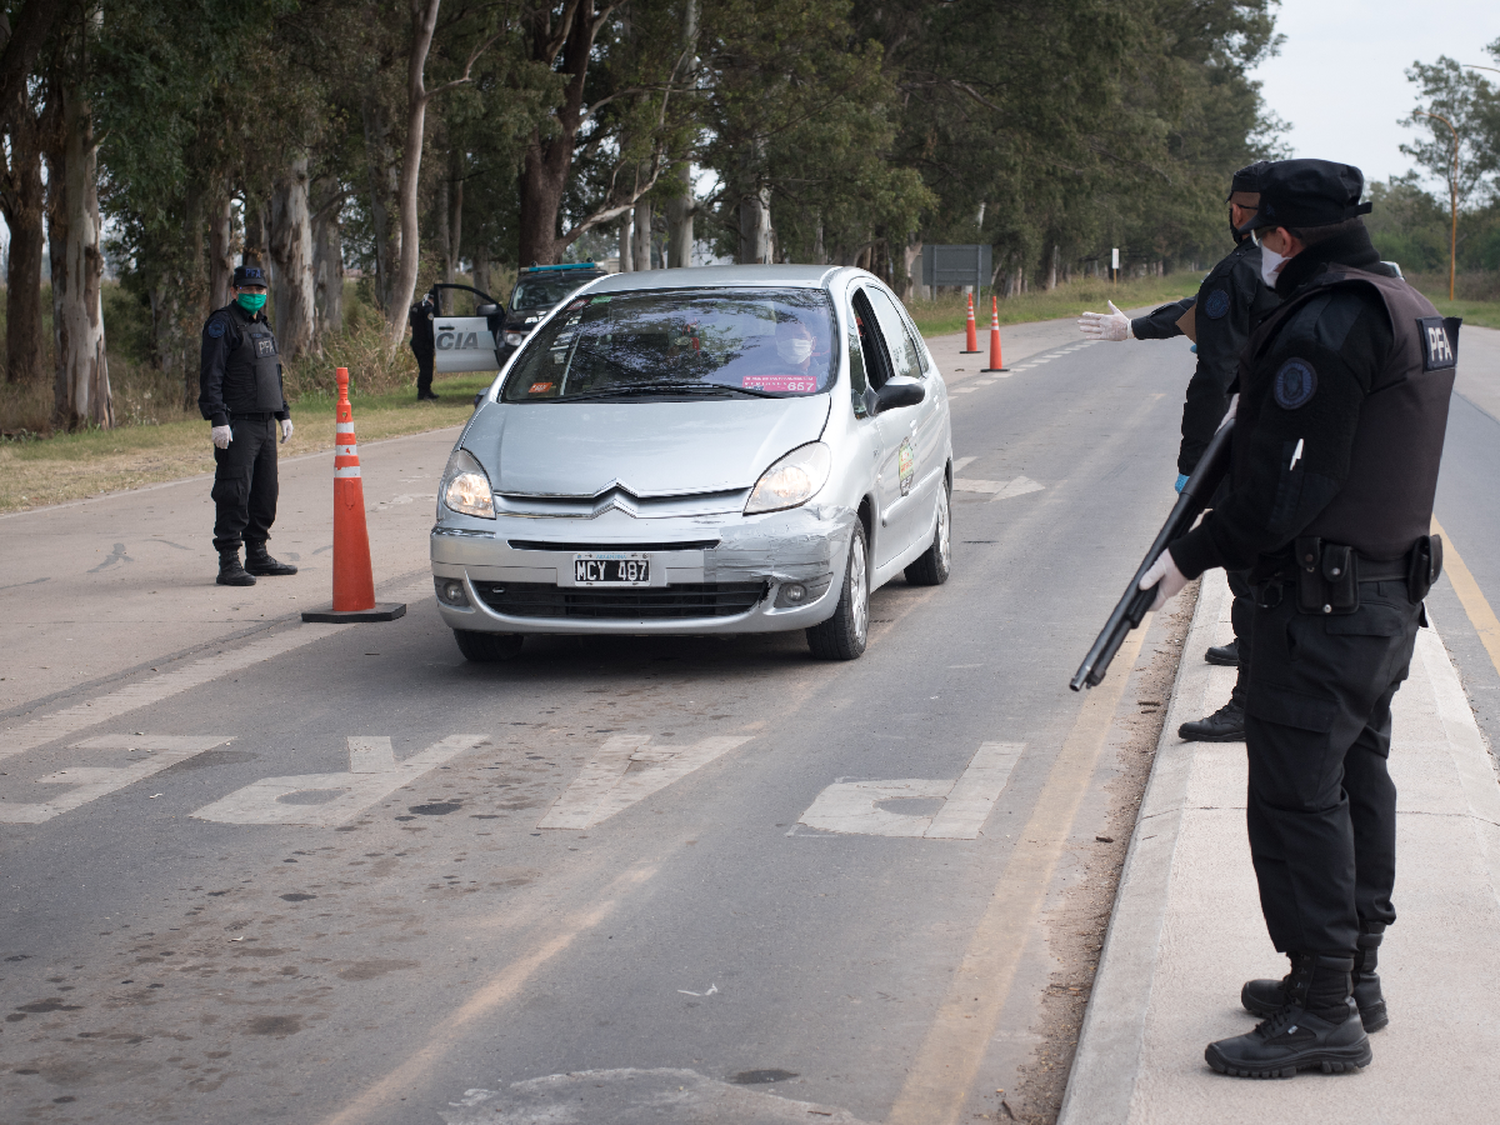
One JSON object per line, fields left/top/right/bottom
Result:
{"left": 473, "top": 581, "right": 768, "bottom": 620}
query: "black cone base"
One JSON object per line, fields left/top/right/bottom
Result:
{"left": 301, "top": 602, "right": 407, "bottom": 623}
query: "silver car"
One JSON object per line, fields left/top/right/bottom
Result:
{"left": 430, "top": 265, "right": 953, "bottom": 661}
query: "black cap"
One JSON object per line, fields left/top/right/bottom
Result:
{"left": 1237, "top": 159, "right": 1372, "bottom": 233}
{"left": 233, "top": 264, "right": 270, "bottom": 289}
{"left": 1227, "top": 160, "right": 1272, "bottom": 200}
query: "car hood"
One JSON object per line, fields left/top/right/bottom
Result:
{"left": 485, "top": 396, "right": 832, "bottom": 497}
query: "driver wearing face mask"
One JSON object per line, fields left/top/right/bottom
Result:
{"left": 774, "top": 319, "right": 817, "bottom": 369}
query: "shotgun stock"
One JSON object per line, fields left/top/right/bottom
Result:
{"left": 1070, "top": 419, "right": 1235, "bottom": 691}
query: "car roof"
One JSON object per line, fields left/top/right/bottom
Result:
{"left": 586, "top": 264, "right": 852, "bottom": 295}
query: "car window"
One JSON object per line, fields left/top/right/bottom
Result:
{"left": 510, "top": 274, "right": 604, "bottom": 311}
{"left": 863, "top": 286, "right": 924, "bottom": 381}
{"left": 845, "top": 303, "right": 869, "bottom": 416}
{"left": 501, "top": 288, "right": 838, "bottom": 403}
{"left": 851, "top": 290, "right": 894, "bottom": 391}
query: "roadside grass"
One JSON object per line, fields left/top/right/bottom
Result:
{"left": 0, "top": 372, "right": 493, "bottom": 514}
{"left": 908, "top": 272, "right": 1206, "bottom": 338}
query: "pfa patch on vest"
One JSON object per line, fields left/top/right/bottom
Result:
{"left": 1273, "top": 358, "right": 1317, "bottom": 410}
{"left": 1203, "top": 287, "right": 1231, "bottom": 319}
{"left": 1417, "top": 316, "right": 1458, "bottom": 370}
{"left": 254, "top": 336, "right": 278, "bottom": 359}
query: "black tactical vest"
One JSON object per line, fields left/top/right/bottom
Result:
{"left": 1236, "top": 266, "right": 1458, "bottom": 560}
{"left": 235, "top": 317, "right": 285, "bottom": 413}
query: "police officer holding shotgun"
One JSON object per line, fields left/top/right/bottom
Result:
{"left": 1080, "top": 161, "right": 1280, "bottom": 743}
{"left": 199, "top": 263, "right": 299, "bottom": 587}
{"left": 1136, "top": 159, "right": 1457, "bottom": 1076}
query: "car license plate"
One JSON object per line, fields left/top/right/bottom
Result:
{"left": 572, "top": 553, "right": 650, "bottom": 586}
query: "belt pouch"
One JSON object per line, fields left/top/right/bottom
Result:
{"left": 1322, "top": 543, "right": 1357, "bottom": 612}
{"left": 1295, "top": 536, "right": 1323, "bottom": 613}
{"left": 1407, "top": 534, "right": 1443, "bottom": 602}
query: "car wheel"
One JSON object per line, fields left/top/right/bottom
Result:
{"left": 807, "top": 521, "right": 869, "bottom": 660}
{"left": 453, "top": 630, "right": 524, "bottom": 662}
{"left": 904, "top": 480, "right": 952, "bottom": 586}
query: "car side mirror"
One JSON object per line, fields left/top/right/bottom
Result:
{"left": 476, "top": 303, "right": 500, "bottom": 316}
{"left": 473, "top": 392, "right": 485, "bottom": 410}
{"left": 871, "top": 380, "right": 925, "bottom": 415}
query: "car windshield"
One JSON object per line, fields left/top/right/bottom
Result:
{"left": 501, "top": 288, "right": 837, "bottom": 403}
{"left": 510, "top": 274, "right": 602, "bottom": 312}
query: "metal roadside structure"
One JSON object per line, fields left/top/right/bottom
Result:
{"left": 922, "top": 244, "right": 993, "bottom": 294}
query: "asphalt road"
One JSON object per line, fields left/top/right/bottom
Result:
{"left": 1, "top": 316, "right": 1496, "bottom": 1124}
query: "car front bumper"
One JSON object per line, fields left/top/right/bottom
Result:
{"left": 430, "top": 503, "right": 855, "bottom": 635}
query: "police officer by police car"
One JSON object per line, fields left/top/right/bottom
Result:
{"left": 199, "top": 263, "right": 298, "bottom": 587}
{"left": 409, "top": 287, "right": 439, "bottom": 400}
{"left": 1080, "top": 161, "right": 1280, "bottom": 744}
{"left": 1137, "top": 159, "right": 1458, "bottom": 1076}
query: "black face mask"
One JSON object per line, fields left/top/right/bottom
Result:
{"left": 1229, "top": 207, "right": 1257, "bottom": 244}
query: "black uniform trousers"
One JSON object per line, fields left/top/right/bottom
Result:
{"left": 212, "top": 415, "right": 279, "bottom": 552}
{"left": 412, "top": 344, "right": 435, "bottom": 396}
{"left": 1229, "top": 569, "right": 1253, "bottom": 701}
{"left": 1243, "top": 578, "right": 1420, "bottom": 955}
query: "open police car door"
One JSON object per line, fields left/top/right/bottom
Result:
{"left": 429, "top": 284, "right": 506, "bottom": 374}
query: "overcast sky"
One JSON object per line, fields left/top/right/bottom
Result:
{"left": 1250, "top": 1, "right": 1500, "bottom": 190}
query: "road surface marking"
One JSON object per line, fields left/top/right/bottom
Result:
{"left": 319, "top": 864, "right": 657, "bottom": 1125}
{"left": 795, "top": 742, "right": 1023, "bottom": 840}
{"left": 191, "top": 734, "right": 487, "bottom": 826}
{"left": 952, "top": 456, "right": 978, "bottom": 474}
{"left": 538, "top": 734, "right": 753, "bottom": 830}
{"left": 0, "top": 623, "right": 342, "bottom": 761}
{"left": 886, "top": 622, "right": 1150, "bottom": 1125}
{"left": 952, "top": 476, "right": 1044, "bottom": 501}
{"left": 0, "top": 734, "right": 233, "bottom": 824}
{"left": 1432, "top": 518, "right": 1500, "bottom": 682}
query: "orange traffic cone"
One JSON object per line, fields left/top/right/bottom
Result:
{"left": 302, "top": 367, "right": 406, "bottom": 623}
{"left": 981, "top": 297, "right": 1007, "bottom": 373}
{"left": 961, "top": 293, "right": 980, "bottom": 353}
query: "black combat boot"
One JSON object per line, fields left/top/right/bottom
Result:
{"left": 1208, "top": 953, "right": 1371, "bottom": 1078}
{"left": 245, "top": 541, "right": 298, "bottom": 576}
{"left": 1178, "top": 697, "right": 1245, "bottom": 742}
{"left": 217, "top": 547, "right": 256, "bottom": 587}
{"left": 1242, "top": 927, "right": 1389, "bottom": 1032}
{"left": 1205, "top": 640, "right": 1239, "bottom": 666}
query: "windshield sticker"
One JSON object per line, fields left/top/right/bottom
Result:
{"left": 743, "top": 375, "right": 817, "bottom": 393}
{"left": 528, "top": 382, "right": 555, "bottom": 394}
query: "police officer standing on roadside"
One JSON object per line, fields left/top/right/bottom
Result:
{"left": 199, "top": 263, "right": 299, "bottom": 587}
{"left": 409, "top": 286, "right": 439, "bottom": 400}
{"left": 1137, "top": 159, "right": 1458, "bottom": 1076}
{"left": 1080, "top": 161, "right": 1280, "bottom": 743}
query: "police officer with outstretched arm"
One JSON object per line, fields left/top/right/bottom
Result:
{"left": 1137, "top": 159, "right": 1458, "bottom": 1076}
{"left": 199, "top": 263, "right": 299, "bottom": 587}
{"left": 1080, "top": 161, "right": 1280, "bottom": 744}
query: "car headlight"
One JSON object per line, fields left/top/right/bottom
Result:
{"left": 504, "top": 332, "right": 524, "bottom": 346}
{"left": 441, "top": 448, "right": 496, "bottom": 519}
{"left": 745, "top": 442, "right": 832, "bottom": 514}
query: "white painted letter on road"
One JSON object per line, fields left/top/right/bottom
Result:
{"left": 539, "top": 734, "right": 753, "bottom": 830}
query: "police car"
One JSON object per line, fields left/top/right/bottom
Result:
{"left": 498, "top": 263, "right": 611, "bottom": 360}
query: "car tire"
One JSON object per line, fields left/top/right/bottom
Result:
{"left": 807, "top": 521, "right": 869, "bottom": 661}
{"left": 904, "top": 480, "right": 952, "bottom": 586}
{"left": 453, "top": 630, "right": 524, "bottom": 662}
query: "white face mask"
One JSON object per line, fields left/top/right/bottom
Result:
{"left": 777, "top": 336, "right": 813, "bottom": 364}
{"left": 1258, "top": 244, "right": 1288, "bottom": 288}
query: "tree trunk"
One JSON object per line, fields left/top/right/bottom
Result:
{"left": 471, "top": 244, "right": 491, "bottom": 299}
{"left": 632, "top": 196, "right": 652, "bottom": 272}
{"left": 208, "top": 191, "right": 235, "bottom": 311}
{"left": 270, "top": 154, "right": 317, "bottom": 360}
{"left": 738, "top": 186, "right": 773, "bottom": 264}
{"left": 312, "top": 178, "right": 345, "bottom": 339}
{"left": 444, "top": 146, "right": 464, "bottom": 282}
{"left": 664, "top": 162, "right": 694, "bottom": 268}
{"left": 1045, "top": 243, "right": 1058, "bottom": 290}
{"left": 1, "top": 104, "right": 47, "bottom": 387}
{"left": 361, "top": 92, "right": 401, "bottom": 313}
{"left": 385, "top": 0, "right": 443, "bottom": 347}
{"left": 618, "top": 212, "right": 633, "bottom": 271}
{"left": 243, "top": 198, "right": 270, "bottom": 267}
{"left": 48, "top": 76, "right": 111, "bottom": 431}
{"left": 518, "top": 0, "right": 607, "bottom": 266}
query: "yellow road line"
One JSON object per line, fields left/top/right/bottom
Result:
{"left": 886, "top": 621, "right": 1151, "bottom": 1125}
{"left": 1433, "top": 518, "right": 1500, "bottom": 680}
{"left": 318, "top": 863, "right": 657, "bottom": 1125}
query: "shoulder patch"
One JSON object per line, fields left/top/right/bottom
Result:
{"left": 1203, "top": 288, "right": 1231, "bottom": 320}
{"left": 1273, "top": 358, "right": 1317, "bottom": 409}
{"left": 206, "top": 317, "right": 227, "bottom": 340}
{"left": 1418, "top": 316, "right": 1458, "bottom": 370}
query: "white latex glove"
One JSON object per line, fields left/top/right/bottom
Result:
{"left": 1138, "top": 549, "right": 1187, "bottom": 612}
{"left": 1078, "top": 300, "right": 1132, "bottom": 341}
{"left": 1217, "top": 393, "right": 1239, "bottom": 432}
{"left": 280, "top": 418, "right": 294, "bottom": 443}
{"left": 211, "top": 424, "right": 232, "bottom": 450}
